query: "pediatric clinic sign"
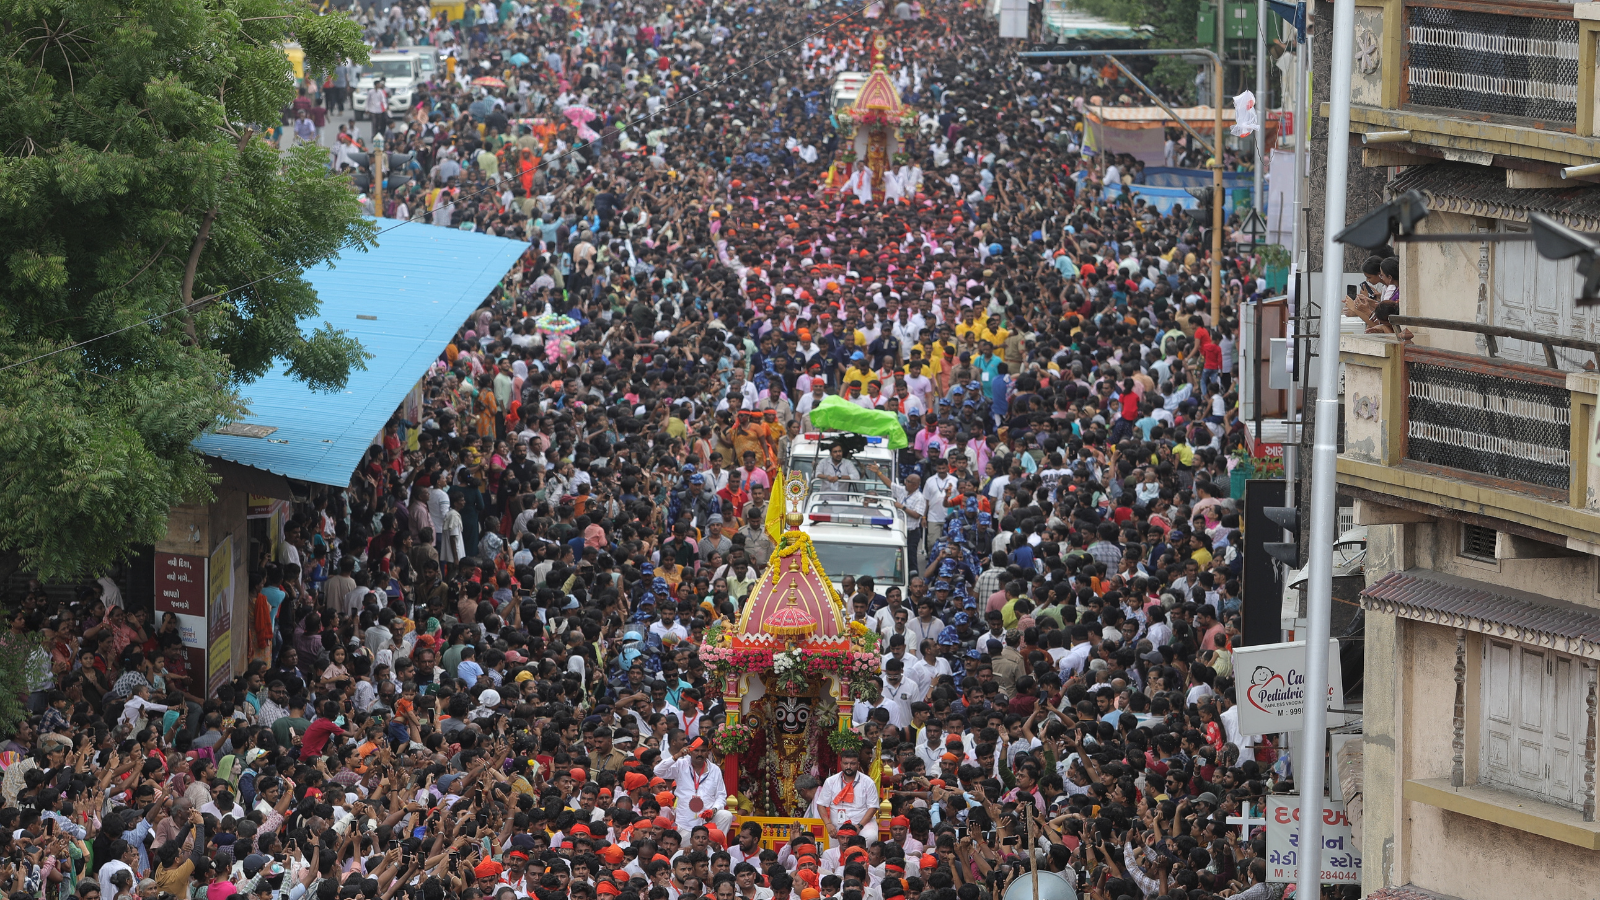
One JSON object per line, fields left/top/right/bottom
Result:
{"left": 1231, "top": 638, "right": 1345, "bottom": 734}
{"left": 1265, "top": 795, "right": 1361, "bottom": 884}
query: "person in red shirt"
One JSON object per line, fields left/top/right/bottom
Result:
{"left": 1110, "top": 378, "right": 1141, "bottom": 442}
{"left": 1199, "top": 330, "right": 1224, "bottom": 394}
{"left": 300, "top": 700, "right": 347, "bottom": 757}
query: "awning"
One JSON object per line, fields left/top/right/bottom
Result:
{"left": 191, "top": 219, "right": 528, "bottom": 487}
{"left": 1083, "top": 104, "right": 1234, "bottom": 125}
{"left": 1361, "top": 568, "right": 1600, "bottom": 660}
{"left": 1390, "top": 161, "right": 1600, "bottom": 233}
{"left": 1365, "top": 888, "right": 1466, "bottom": 900}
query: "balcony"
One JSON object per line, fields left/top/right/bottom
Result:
{"left": 1325, "top": 0, "right": 1600, "bottom": 170}
{"left": 1338, "top": 333, "right": 1600, "bottom": 549}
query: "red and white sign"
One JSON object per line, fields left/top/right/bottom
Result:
{"left": 154, "top": 552, "right": 208, "bottom": 686}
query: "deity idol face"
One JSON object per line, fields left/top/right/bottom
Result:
{"left": 775, "top": 695, "right": 811, "bottom": 734}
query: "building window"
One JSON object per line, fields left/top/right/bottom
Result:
{"left": 1480, "top": 639, "right": 1589, "bottom": 810}
{"left": 1461, "top": 524, "right": 1498, "bottom": 561}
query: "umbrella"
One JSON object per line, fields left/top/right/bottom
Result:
{"left": 472, "top": 76, "right": 505, "bottom": 88}
{"left": 508, "top": 52, "right": 530, "bottom": 65}
{"left": 563, "top": 104, "right": 600, "bottom": 142}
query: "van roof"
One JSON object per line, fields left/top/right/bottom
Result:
{"left": 803, "top": 523, "right": 904, "bottom": 545}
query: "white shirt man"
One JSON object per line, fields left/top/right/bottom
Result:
{"left": 816, "top": 752, "right": 880, "bottom": 841}
{"left": 795, "top": 385, "right": 827, "bottom": 431}
{"left": 876, "top": 663, "right": 920, "bottom": 729}
{"left": 922, "top": 468, "right": 955, "bottom": 530}
{"left": 1219, "top": 700, "right": 1258, "bottom": 753}
{"left": 365, "top": 84, "right": 389, "bottom": 115}
{"left": 652, "top": 740, "right": 730, "bottom": 834}
{"left": 870, "top": 598, "right": 908, "bottom": 636}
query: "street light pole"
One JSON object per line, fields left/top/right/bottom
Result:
{"left": 1211, "top": 53, "right": 1224, "bottom": 327}
{"left": 1019, "top": 47, "right": 1228, "bottom": 323}
{"left": 1298, "top": 0, "right": 1357, "bottom": 898}
{"left": 1254, "top": 0, "right": 1267, "bottom": 218}
{"left": 373, "top": 131, "right": 386, "bottom": 218}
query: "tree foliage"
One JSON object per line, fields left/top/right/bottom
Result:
{"left": 0, "top": 0, "right": 373, "bottom": 579}
{"left": 1070, "top": 0, "right": 1204, "bottom": 100}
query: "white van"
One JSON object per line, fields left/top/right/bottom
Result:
{"left": 790, "top": 433, "right": 909, "bottom": 594}
{"left": 830, "top": 72, "right": 868, "bottom": 114}
{"left": 355, "top": 50, "right": 424, "bottom": 117}
{"left": 802, "top": 492, "right": 909, "bottom": 595}
{"left": 786, "top": 432, "right": 898, "bottom": 498}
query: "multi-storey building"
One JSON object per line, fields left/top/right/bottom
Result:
{"left": 1322, "top": 1, "right": 1600, "bottom": 895}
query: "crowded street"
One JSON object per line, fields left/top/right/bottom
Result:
{"left": 0, "top": 1, "right": 1302, "bottom": 900}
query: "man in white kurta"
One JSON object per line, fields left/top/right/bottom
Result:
{"left": 816, "top": 748, "right": 880, "bottom": 842}
{"left": 653, "top": 737, "right": 734, "bottom": 837}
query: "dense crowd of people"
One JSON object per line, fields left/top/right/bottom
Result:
{"left": 2, "top": 4, "right": 1320, "bottom": 900}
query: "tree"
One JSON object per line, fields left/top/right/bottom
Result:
{"left": 1070, "top": 0, "right": 1204, "bottom": 101}
{"left": 0, "top": 0, "right": 371, "bottom": 578}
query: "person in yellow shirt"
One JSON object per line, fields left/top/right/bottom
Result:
{"left": 914, "top": 339, "right": 944, "bottom": 392}
{"left": 954, "top": 308, "right": 984, "bottom": 341}
{"left": 977, "top": 316, "right": 1009, "bottom": 348}
{"left": 843, "top": 351, "right": 874, "bottom": 391}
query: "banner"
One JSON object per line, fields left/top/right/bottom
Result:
{"left": 1266, "top": 148, "right": 1297, "bottom": 248}
{"left": 1266, "top": 795, "right": 1361, "bottom": 884}
{"left": 207, "top": 536, "right": 235, "bottom": 696}
{"left": 154, "top": 552, "right": 208, "bottom": 686}
{"left": 1101, "top": 184, "right": 1237, "bottom": 217}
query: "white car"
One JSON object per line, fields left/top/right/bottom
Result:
{"left": 786, "top": 432, "right": 897, "bottom": 497}
{"left": 354, "top": 51, "right": 424, "bottom": 118}
{"left": 801, "top": 489, "right": 909, "bottom": 596}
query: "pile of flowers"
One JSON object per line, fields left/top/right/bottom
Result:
{"left": 770, "top": 649, "right": 809, "bottom": 694}
{"left": 708, "top": 721, "right": 759, "bottom": 755}
{"left": 827, "top": 729, "right": 866, "bottom": 754}
{"left": 842, "top": 107, "right": 917, "bottom": 127}
{"left": 847, "top": 621, "right": 882, "bottom": 654}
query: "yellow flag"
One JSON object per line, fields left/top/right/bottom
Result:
{"left": 765, "top": 466, "right": 786, "bottom": 546}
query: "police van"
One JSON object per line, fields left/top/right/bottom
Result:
{"left": 787, "top": 432, "right": 909, "bottom": 596}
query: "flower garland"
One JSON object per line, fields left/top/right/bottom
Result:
{"left": 699, "top": 645, "right": 775, "bottom": 683}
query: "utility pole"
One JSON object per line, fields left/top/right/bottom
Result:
{"left": 1298, "top": 4, "right": 1356, "bottom": 900}
{"left": 1211, "top": 53, "right": 1224, "bottom": 328}
{"left": 1254, "top": 0, "right": 1266, "bottom": 219}
{"left": 373, "top": 131, "right": 386, "bottom": 217}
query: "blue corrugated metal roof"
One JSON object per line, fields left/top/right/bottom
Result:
{"left": 192, "top": 218, "right": 527, "bottom": 486}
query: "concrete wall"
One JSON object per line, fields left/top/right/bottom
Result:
{"left": 1361, "top": 517, "right": 1600, "bottom": 896}
{"left": 1307, "top": 0, "right": 1389, "bottom": 275}
{"left": 1399, "top": 211, "right": 1488, "bottom": 356}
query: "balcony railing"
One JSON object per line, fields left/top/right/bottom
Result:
{"left": 1404, "top": 355, "right": 1571, "bottom": 491}
{"left": 1403, "top": 2, "right": 1580, "bottom": 125}
{"left": 1338, "top": 332, "right": 1600, "bottom": 546}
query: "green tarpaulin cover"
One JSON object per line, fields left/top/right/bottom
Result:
{"left": 808, "top": 395, "right": 909, "bottom": 449}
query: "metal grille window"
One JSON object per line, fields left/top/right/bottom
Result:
{"left": 1461, "top": 524, "right": 1498, "bottom": 562}
{"left": 1407, "top": 7, "right": 1579, "bottom": 124}
{"left": 1405, "top": 362, "right": 1571, "bottom": 491}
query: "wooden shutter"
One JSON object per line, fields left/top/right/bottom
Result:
{"left": 1492, "top": 225, "right": 1590, "bottom": 371}
{"left": 1480, "top": 639, "right": 1586, "bottom": 808}
{"left": 1482, "top": 639, "right": 1516, "bottom": 787}
{"left": 1547, "top": 655, "right": 1578, "bottom": 805}
{"left": 1513, "top": 645, "right": 1547, "bottom": 794}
